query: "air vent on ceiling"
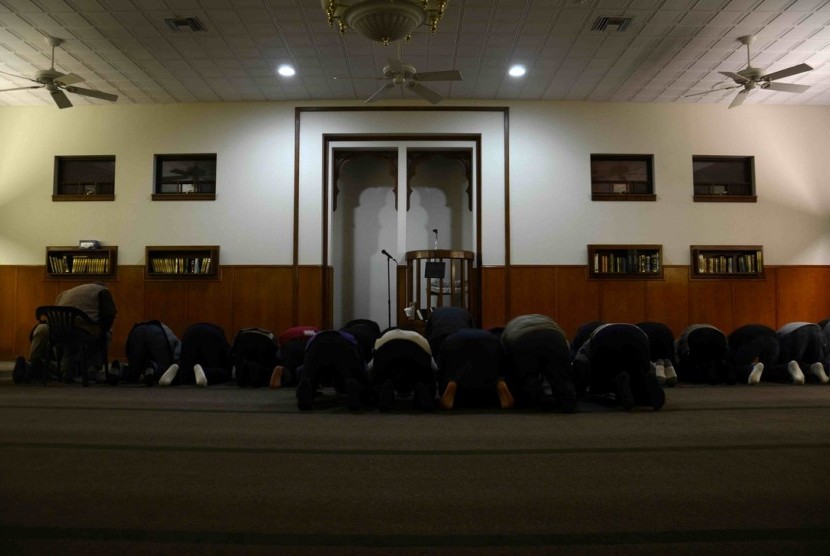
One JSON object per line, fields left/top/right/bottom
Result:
{"left": 164, "top": 17, "right": 207, "bottom": 33}
{"left": 591, "top": 16, "right": 633, "bottom": 32}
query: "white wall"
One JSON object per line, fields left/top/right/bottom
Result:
{"left": 0, "top": 103, "right": 295, "bottom": 265}
{"left": 1, "top": 101, "right": 828, "bottom": 270}
{"left": 509, "top": 102, "right": 830, "bottom": 265}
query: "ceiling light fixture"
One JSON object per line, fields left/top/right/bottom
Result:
{"left": 508, "top": 65, "right": 526, "bottom": 77}
{"left": 322, "top": 0, "right": 448, "bottom": 45}
{"left": 278, "top": 64, "right": 296, "bottom": 77}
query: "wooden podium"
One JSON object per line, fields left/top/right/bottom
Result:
{"left": 397, "top": 249, "right": 476, "bottom": 332}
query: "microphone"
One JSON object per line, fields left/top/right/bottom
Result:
{"left": 381, "top": 249, "right": 397, "bottom": 263}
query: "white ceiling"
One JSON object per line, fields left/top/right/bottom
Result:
{"left": 0, "top": 0, "right": 829, "bottom": 108}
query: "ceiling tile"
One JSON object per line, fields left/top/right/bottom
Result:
{"left": 0, "top": 0, "right": 826, "bottom": 107}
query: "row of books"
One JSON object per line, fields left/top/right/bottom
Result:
{"left": 150, "top": 256, "right": 213, "bottom": 275}
{"left": 593, "top": 252, "right": 661, "bottom": 274}
{"left": 48, "top": 255, "right": 110, "bottom": 274}
{"left": 696, "top": 252, "right": 763, "bottom": 274}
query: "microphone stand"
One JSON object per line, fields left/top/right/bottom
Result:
{"left": 381, "top": 250, "right": 397, "bottom": 330}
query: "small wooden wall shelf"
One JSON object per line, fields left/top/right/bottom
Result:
{"left": 691, "top": 245, "right": 764, "bottom": 279}
{"left": 46, "top": 246, "right": 118, "bottom": 279}
{"left": 588, "top": 245, "right": 663, "bottom": 279}
{"left": 145, "top": 246, "right": 219, "bottom": 279}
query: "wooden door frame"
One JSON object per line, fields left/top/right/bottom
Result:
{"left": 322, "top": 135, "right": 481, "bottom": 329}
{"left": 293, "top": 107, "right": 511, "bottom": 328}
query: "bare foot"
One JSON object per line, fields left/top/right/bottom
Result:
{"left": 270, "top": 365, "right": 285, "bottom": 389}
{"left": 439, "top": 381, "right": 457, "bottom": 410}
{"left": 497, "top": 379, "right": 514, "bottom": 409}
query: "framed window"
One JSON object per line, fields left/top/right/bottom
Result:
{"left": 590, "top": 154, "right": 655, "bottom": 201}
{"left": 693, "top": 156, "right": 755, "bottom": 202}
{"left": 152, "top": 154, "right": 217, "bottom": 200}
{"left": 53, "top": 156, "right": 115, "bottom": 201}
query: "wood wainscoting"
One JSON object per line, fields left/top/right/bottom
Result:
{"left": 487, "top": 265, "right": 830, "bottom": 339}
{"left": 0, "top": 265, "right": 324, "bottom": 361}
{"left": 3, "top": 263, "right": 830, "bottom": 360}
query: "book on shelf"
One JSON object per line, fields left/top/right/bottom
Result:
{"left": 49, "top": 255, "right": 70, "bottom": 274}
{"left": 48, "top": 254, "right": 109, "bottom": 274}
{"left": 151, "top": 256, "right": 212, "bottom": 275}
{"left": 696, "top": 251, "right": 763, "bottom": 275}
{"left": 593, "top": 250, "right": 660, "bottom": 275}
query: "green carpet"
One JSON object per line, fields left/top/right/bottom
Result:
{"left": 2, "top": 371, "right": 830, "bottom": 555}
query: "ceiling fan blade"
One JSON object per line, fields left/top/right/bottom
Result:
{"left": 761, "top": 63, "right": 812, "bottom": 82}
{"left": 64, "top": 85, "right": 118, "bottom": 102}
{"left": 364, "top": 82, "right": 394, "bottom": 104}
{"left": 54, "top": 73, "right": 84, "bottom": 86}
{"left": 333, "top": 75, "right": 384, "bottom": 81}
{"left": 413, "top": 70, "right": 462, "bottom": 82}
{"left": 684, "top": 85, "right": 740, "bottom": 97}
{"left": 0, "top": 85, "right": 42, "bottom": 93}
{"left": 728, "top": 89, "right": 748, "bottom": 109}
{"left": 719, "top": 71, "right": 748, "bottom": 83}
{"left": 0, "top": 69, "right": 41, "bottom": 84}
{"left": 407, "top": 82, "right": 443, "bottom": 104}
{"left": 763, "top": 82, "right": 810, "bottom": 94}
{"left": 50, "top": 89, "right": 73, "bottom": 109}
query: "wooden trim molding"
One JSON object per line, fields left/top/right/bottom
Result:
{"left": 693, "top": 195, "right": 757, "bottom": 203}
{"left": 592, "top": 193, "right": 657, "bottom": 202}
{"left": 296, "top": 106, "right": 510, "bottom": 327}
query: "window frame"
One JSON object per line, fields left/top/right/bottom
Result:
{"left": 152, "top": 153, "right": 217, "bottom": 201}
{"left": 590, "top": 154, "right": 656, "bottom": 201}
{"left": 53, "top": 155, "right": 116, "bottom": 201}
{"left": 692, "top": 155, "right": 756, "bottom": 203}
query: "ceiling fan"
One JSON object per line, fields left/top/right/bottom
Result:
{"left": 686, "top": 35, "right": 813, "bottom": 108}
{"left": 337, "top": 44, "right": 461, "bottom": 104}
{"left": 0, "top": 37, "right": 118, "bottom": 109}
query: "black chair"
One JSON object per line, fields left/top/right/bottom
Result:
{"left": 35, "top": 305, "right": 111, "bottom": 386}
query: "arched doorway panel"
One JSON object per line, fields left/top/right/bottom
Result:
{"left": 296, "top": 109, "right": 507, "bottom": 328}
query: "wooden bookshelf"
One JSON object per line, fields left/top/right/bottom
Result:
{"left": 145, "top": 246, "right": 220, "bottom": 279}
{"left": 588, "top": 245, "right": 663, "bottom": 279}
{"left": 46, "top": 246, "right": 117, "bottom": 279}
{"left": 690, "top": 245, "right": 764, "bottom": 279}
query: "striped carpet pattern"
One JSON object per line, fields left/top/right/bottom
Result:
{"left": 2, "top": 373, "right": 830, "bottom": 555}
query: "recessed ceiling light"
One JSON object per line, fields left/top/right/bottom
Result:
{"left": 508, "top": 65, "right": 526, "bottom": 77}
{"left": 278, "top": 64, "right": 296, "bottom": 77}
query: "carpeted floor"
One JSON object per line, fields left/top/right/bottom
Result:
{"left": 2, "top": 366, "right": 830, "bottom": 555}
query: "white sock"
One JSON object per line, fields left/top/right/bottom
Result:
{"left": 788, "top": 360, "right": 805, "bottom": 385}
{"left": 809, "top": 362, "right": 829, "bottom": 384}
{"left": 747, "top": 362, "right": 764, "bottom": 385}
{"left": 663, "top": 360, "right": 677, "bottom": 386}
{"left": 194, "top": 363, "right": 208, "bottom": 387}
{"left": 158, "top": 363, "right": 179, "bottom": 386}
{"left": 654, "top": 363, "right": 666, "bottom": 384}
